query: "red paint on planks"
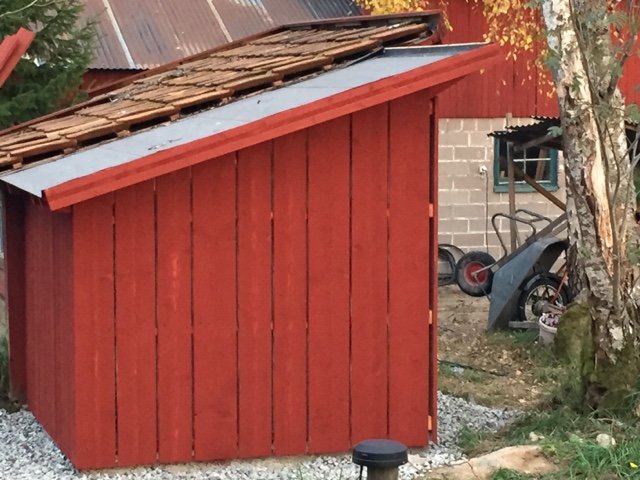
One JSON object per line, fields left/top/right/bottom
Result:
{"left": 73, "top": 195, "right": 117, "bottom": 468}
{"left": 350, "top": 104, "right": 389, "bottom": 443}
{"left": 156, "top": 169, "right": 193, "bottom": 463}
{"left": 192, "top": 154, "right": 239, "bottom": 460}
{"left": 428, "top": 99, "right": 439, "bottom": 444}
{"left": 24, "top": 204, "right": 58, "bottom": 437}
{"left": 307, "top": 116, "right": 351, "bottom": 453}
{"left": 272, "top": 131, "right": 308, "bottom": 456}
{"left": 5, "top": 195, "right": 27, "bottom": 401}
{"left": 388, "top": 93, "right": 430, "bottom": 447}
{"left": 237, "top": 143, "right": 273, "bottom": 458}
{"left": 114, "top": 181, "right": 157, "bottom": 466}
{"left": 53, "top": 212, "right": 75, "bottom": 456}
{"left": 24, "top": 203, "right": 43, "bottom": 422}
{"left": 38, "top": 207, "right": 56, "bottom": 437}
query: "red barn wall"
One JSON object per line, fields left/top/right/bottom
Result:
{"left": 440, "top": 0, "right": 640, "bottom": 118}
{"left": 22, "top": 201, "right": 75, "bottom": 456}
{"left": 64, "top": 90, "right": 438, "bottom": 469}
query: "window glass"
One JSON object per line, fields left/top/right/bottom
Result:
{"left": 493, "top": 138, "right": 558, "bottom": 192}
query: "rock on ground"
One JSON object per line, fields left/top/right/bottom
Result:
{"left": 427, "top": 445, "right": 557, "bottom": 480}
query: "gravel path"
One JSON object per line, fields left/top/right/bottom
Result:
{"left": 0, "top": 393, "right": 517, "bottom": 479}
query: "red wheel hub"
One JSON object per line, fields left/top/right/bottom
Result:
{"left": 464, "top": 261, "right": 488, "bottom": 285}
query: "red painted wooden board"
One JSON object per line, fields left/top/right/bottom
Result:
{"left": 114, "top": 181, "right": 157, "bottom": 466}
{"left": 237, "top": 143, "right": 273, "bottom": 458}
{"left": 5, "top": 195, "right": 27, "bottom": 401}
{"left": 53, "top": 212, "right": 75, "bottom": 455}
{"left": 156, "top": 169, "right": 193, "bottom": 463}
{"left": 307, "top": 116, "right": 351, "bottom": 453}
{"left": 272, "top": 131, "right": 308, "bottom": 455}
{"left": 192, "top": 154, "right": 239, "bottom": 460}
{"left": 350, "top": 104, "right": 389, "bottom": 443}
{"left": 25, "top": 203, "right": 42, "bottom": 422}
{"left": 73, "top": 195, "right": 117, "bottom": 468}
{"left": 428, "top": 99, "right": 439, "bottom": 443}
{"left": 35, "top": 206, "right": 56, "bottom": 437}
{"left": 388, "top": 93, "right": 430, "bottom": 446}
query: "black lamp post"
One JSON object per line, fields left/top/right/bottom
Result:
{"left": 352, "top": 439, "right": 408, "bottom": 480}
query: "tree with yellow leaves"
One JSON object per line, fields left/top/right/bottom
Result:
{"left": 358, "top": 0, "right": 640, "bottom": 411}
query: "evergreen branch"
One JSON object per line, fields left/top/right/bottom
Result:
{"left": 0, "top": 0, "right": 54, "bottom": 19}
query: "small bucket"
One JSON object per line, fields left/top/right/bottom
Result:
{"left": 538, "top": 318, "right": 557, "bottom": 345}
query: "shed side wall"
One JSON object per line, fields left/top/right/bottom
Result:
{"left": 69, "top": 91, "right": 436, "bottom": 468}
{"left": 23, "top": 201, "right": 75, "bottom": 457}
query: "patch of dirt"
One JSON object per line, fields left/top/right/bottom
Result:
{"left": 437, "top": 285, "right": 561, "bottom": 410}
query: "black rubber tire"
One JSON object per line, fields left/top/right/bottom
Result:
{"left": 517, "top": 273, "right": 571, "bottom": 322}
{"left": 439, "top": 243, "right": 465, "bottom": 265}
{"left": 455, "top": 251, "right": 496, "bottom": 297}
{"left": 438, "top": 247, "right": 457, "bottom": 286}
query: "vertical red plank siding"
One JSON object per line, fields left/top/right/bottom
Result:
{"left": 428, "top": 98, "right": 439, "bottom": 443}
{"left": 25, "top": 203, "right": 43, "bottom": 421}
{"left": 388, "top": 93, "right": 430, "bottom": 446}
{"left": 5, "top": 194, "right": 27, "bottom": 401}
{"left": 114, "top": 181, "right": 157, "bottom": 466}
{"left": 192, "top": 154, "right": 239, "bottom": 460}
{"left": 621, "top": 52, "right": 640, "bottom": 105}
{"left": 440, "top": 0, "right": 635, "bottom": 117}
{"left": 73, "top": 195, "right": 117, "bottom": 468}
{"left": 272, "top": 131, "right": 308, "bottom": 455}
{"left": 39, "top": 208, "right": 56, "bottom": 436}
{"left": 25, "top": 204, "right": 58, "bottom": 434}
{"left": 350, "top": 104, "right": 389, "bottom": 443}
{"left": 237, "top": 143, "right": 273, "bottom": 458}
{"left": 156, "top": 170, "right": 193, "bottom": 463}
{"left": 53, "top": 212, "right": 75, "bottom": 455}
{"left": 307, "top": 116, "right": 351, "bottom": 453}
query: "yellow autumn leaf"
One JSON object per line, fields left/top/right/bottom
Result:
{"left": 631, "top": 462, "right": 638, "bottom": 469}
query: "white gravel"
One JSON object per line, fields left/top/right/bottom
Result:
{"left": 0, "top": 392, "right": 518, "bottom": 479}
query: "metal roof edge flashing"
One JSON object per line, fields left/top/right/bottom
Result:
{"left": 383, "top": 42, "right": 491, "bottom": 56}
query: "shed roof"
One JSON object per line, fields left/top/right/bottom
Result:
{"left": 0, "top": 15, "right": 500, "bottom": 210}
{"left": 0, "top": 28, "right": 35, "bottom": 89}
{"left": 83, "top": 0, "right": 362, "bottom": 70}
{"left": 0, "top": 14, "right": 440, "bottom": 171}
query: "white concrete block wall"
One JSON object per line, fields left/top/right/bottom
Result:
{"left": 438, "top": 118, "right": 566, "bottom": 260}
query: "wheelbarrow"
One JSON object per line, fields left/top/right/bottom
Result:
{"left": 454, "top": 210, "right": 571, "bottom": 330}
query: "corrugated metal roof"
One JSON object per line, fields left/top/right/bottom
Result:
{"left": 294, "top": 0, "right": 361, "bottom": 19}
{"left": 0, "top": 28, "right": 35, "bottom": 89}
{"left": 83, "top": 0, "right": 362, "bottom": 69}
{"left": 1, "top": 43, "right": 488, "bottom": 198}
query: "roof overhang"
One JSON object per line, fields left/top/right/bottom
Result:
{"left": 0, "top": 28, "right": 35, "bottom": 89}
{"left": 2, "top": 42, "right": 501, "bottom": 210}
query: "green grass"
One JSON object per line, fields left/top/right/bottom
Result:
{"left": 491, "top": 469, "right": 532, "bottom": 480}
{"left": 444, "top": 328, "right": 640, "bottom": 479}
{"left": 458, "top": 404, "right": 640, "bottom": 479}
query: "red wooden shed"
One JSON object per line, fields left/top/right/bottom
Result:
{"left": 0, "top": 15, "right": 500, "bottom": 469}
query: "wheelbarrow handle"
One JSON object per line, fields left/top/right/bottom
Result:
{"left": 491, "top": 212, "right": 543, "bottom": 256}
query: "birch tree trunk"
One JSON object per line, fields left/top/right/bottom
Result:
{"left": 542, "top": 0, "right": 640, "bottom": 408}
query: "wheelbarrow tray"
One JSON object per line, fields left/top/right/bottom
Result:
{"left": 488, "top": 235, "right": 567, "bottom": 330}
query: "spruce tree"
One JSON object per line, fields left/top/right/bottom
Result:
{"left": 0, "top": 0, "right": 95, "bottom": 128}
